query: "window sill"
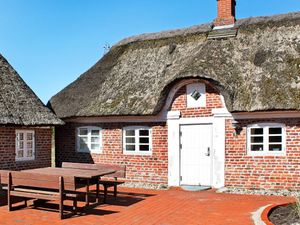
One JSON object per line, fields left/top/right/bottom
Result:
{"left": 15, "top": 158, "right": 35, "bottom": 162}
{"left": 247, "top": 151, "right": 286, "bottom": 157}
{"left": 76, "top": 150, "right": 102, "bottom": 154}
{"left": 123, "top": 151, "right": 152, "bottom": 156}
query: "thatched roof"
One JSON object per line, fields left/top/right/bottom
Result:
{"left": 0, "top": 54, "right": 63, "bottom": 125}
{"left": 49, "top": 12, "right": 300, "bottom": 118}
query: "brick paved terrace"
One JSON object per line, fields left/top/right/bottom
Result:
{"left": 0, "top": 187, "right": 294, "bottom": 225}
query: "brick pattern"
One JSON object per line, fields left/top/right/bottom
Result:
{"left": 0, "top": 187, "right": 293, "bottom": 225}
{"left": 56, "top": 82, "right": 223, "bottom": 185}
{"left": 0, "top": 126, "right": 52, "bottom": 170}
{"left": 169, "top": 83, "right": 223, "bottom": 117}
{"left": 214, "top": 0, "right": 235, "bottom": 26}
{"left": 225, "top": 119, "right": 300, "bottom": 190}
{"left": 55, "top": 81, "right": 300, "bottom": 190}
{"left": 55, "top": 122, "right": 168, "bottom": 184}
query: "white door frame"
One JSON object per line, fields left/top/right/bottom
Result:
{"left": 167, "top": 108, "right": 231, "bottom": 188}
{"left": 179, "top": 123, "right": 213, "bottom": 186}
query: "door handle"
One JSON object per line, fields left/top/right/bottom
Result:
{"left": 205, "top": 147, "right": 210, "bottom": 156}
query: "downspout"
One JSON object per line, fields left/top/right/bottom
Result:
{"left": 51, "top": 127, "right": 56, "bottom": 167}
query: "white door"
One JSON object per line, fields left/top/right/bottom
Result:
{"left": 180, "top": 124, "right": 212, "bottom": 186}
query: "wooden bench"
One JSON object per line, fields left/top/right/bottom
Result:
{"left": 0, "top": 170, "right": 80, "bottom": 219}
{"left": 62, "top": 162, "right": 126, "bottom": 203}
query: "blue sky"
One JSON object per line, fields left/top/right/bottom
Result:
{"left": 1, "top": 0, "right": 300, "bottom": 103}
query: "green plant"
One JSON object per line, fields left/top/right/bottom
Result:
{"left": 295, "top": 196, "right": 300, "bottom": 219}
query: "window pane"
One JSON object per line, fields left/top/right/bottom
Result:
{"left": 269, "top": 127, "right": 282, "bottom": 134}
{"left": 91, "top": 144, "right": 100, "bottom": 150}
{"left": 17, "top": 150, "right": 24, "bottom": 158}
{"left": 251, "top": 128, "right": 263, "bottom": 135}
{"left": 79, "top": 137, "right": 88, "bottom": 150}
{"left": 18, "top": 141, "right": 24, "bottom": 149}
{"left": 140, "top": 145, "right": 149, "bottom": 151}
{"left": 125, "top": 130, "right": 135, "bottom": 136}
{"left": 27, "top": 142, "right": 33, "bottom": 149}
{"left": 18, "top": 133, "right": 24, "bottom": 141}
{"left": 80, "top": 137, "right": 88, "bottom": 143}
{"left": 126, "top": 137, "right": 135, "bottom": 144}
{"left": 26, "top": 150, "right": 33, "bottom": 157}
{"left": 139, "top": 130, "right": 149, "bottom": 136}
{"left": 79, "top": 128, "right": 88, "bottom": 135}
{"left": 251, "top": 145, "right": 263, "bottom": 151}
{"left": 91, "top": 129, "right": 100, "bottom": 135}
{"left": 140, "top": 137, "right": 149, "bottom": 144}
{"left": 250, "top": 136, "right": 263, "bottom": 143}
{"left": 80, "top": 143, "right": 88, "bottom": 150}
{"left": 79, "top": 138, "right": 86, "bottom": 144}
{"left": 269, "top": 136, "right": 282, "bottom": 143}
{"left": 126, "top": 145, "right": 135, "bottom": 151}
{"left": 91, "top": 137, "right": 99, "bottom": 143}
{"left": 269, "top": 144, "right": 282, "bottom": 151}
{"left": 27, "top": 133, "right": 33, "bottom": 140}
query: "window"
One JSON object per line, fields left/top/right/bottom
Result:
{"left": 247, "top": 123, "right": 286, "bottom": 156}
{"left": 186, "top": 83, "right": 206, "bottom": 108}
{"left": 77, "top": 127, "right": 102, "bottom": 153}
{"left": 123, "top": 126, "right": 152, "bottom": 155}
{"left": 16, "top": 130, "right": 35, "bottom": 161}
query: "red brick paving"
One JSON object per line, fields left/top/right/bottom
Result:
{"left": 0, "top": 187, "right": 294, "bottom": 225}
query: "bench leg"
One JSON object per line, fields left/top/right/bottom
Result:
{"left": 59, "top": 197, "right": 64, "bottom": 219}
{"left": 85, "top": 179, "right": 90, "bottom": 207}
{"left": 7, "top": 194, "right": 12, "bottom": 211}
{"left": 114, "top": 184, "right": 117, "bottom": 199}
{"left": 103, "top": 185, "right": 107, "bottom": 204}
{"left": 73, "top": 198, "right": 77, "bottom": 215}
{"left": 96, "top": 179, "right": 100, "bottom": 204}
{"left": 8, "top": 173, "right": 12, "bottom": 211}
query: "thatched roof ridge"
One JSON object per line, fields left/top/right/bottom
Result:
{"left": 117, "top": 11, "right": 300, "bottom": 46}
{"left": 0, "top": 54, "right": 64, "bottom": 125}
{"left": 49, "top": 11, "right": 300, "bottom": 118}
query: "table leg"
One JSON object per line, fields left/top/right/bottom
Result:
{"left": 96, "top": 178, "right": 100, "bottom": 204}
{"left": 85, "top": 179, "right": 90, "bottom": 206}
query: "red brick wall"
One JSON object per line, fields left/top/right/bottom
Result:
{"left": 56, "top": 82, "right": 223, "bottom": 185}
{"left": 169, "top": 83, "right": 223, "bottom": 117}
{"left": 0, "top": 126, "right": 52, "bottom": 170}
{"left": 225, "top": 119, "right": 300, "bottom": 190}
{"left": 56, "top": 81, "right": 300, "bottom": 190}
{"left": 55, "top": 122, "right": 168, "bottom": 184}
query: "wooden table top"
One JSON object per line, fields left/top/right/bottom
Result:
{"left": 23, "top": 167, "right": 116, "bottom": 179}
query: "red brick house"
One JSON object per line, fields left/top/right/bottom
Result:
{"left": 0, "top": 54, "right": 63, "bottom": 170}
{"left": 49, "top": 1, "right": 300, "bottom": 190}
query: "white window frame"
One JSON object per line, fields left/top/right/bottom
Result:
{"left": 246, "top": 123, "right": 286, "bottom": 156}
{"left": 123, "top": 126, "right": 152, "bottom": 155}
{"left": 15, "top": 130, "right": 35, "bottom": 161}
{"left": 76, "top": 126, "right": 102, "bottom": 153}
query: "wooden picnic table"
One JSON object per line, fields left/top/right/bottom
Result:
{"left": 23, "top": 167, "right": 116, "bottom": 207}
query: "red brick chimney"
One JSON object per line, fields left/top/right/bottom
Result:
{"left": 214, "top": 0, "right": 236, "bottom": 28}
